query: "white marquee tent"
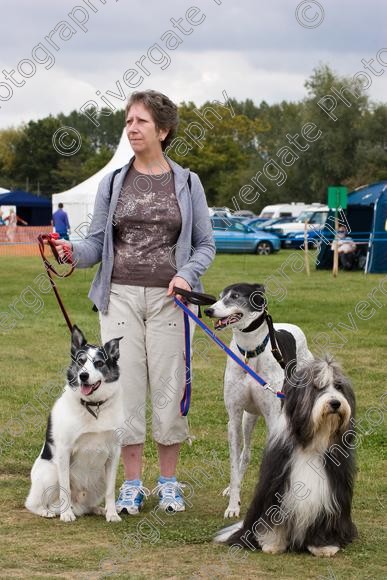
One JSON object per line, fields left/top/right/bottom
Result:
{"left": 52, "top": 129, "right": 133, "bottom": 239}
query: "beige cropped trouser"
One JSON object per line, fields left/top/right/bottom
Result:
{"left": 99, "top": 284, "right": 196, "bottom": 446}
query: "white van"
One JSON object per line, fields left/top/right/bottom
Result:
{"left": 259, "top": 203, "right": 311, "bottom": 220}
{"left": 269, "top": 205, "right": 329, "bottom": 237}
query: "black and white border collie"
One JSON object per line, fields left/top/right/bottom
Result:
{"left": 25, "top": 326, "right": 123, "bottom": 522}
{"left": 215, "top": 356, "right": 357, "bottom": 557}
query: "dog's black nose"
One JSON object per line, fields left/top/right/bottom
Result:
{"left": 79, "top": 372, "right": 89, "bottom": 383}
{"left": 329, "top": 399, "right": 341, "bottom": 411}
{"left": 204, "top": 307, "right": 214, "bottom": 316}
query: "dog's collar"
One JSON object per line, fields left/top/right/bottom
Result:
{"left": 241, "top": 312, "right": 267, "bottom": 333}
{"left": 237, "top": 333, "right": 270, "bottom": 360}
{"left": 80, "top": 398, "right": 106, "bottom": 419}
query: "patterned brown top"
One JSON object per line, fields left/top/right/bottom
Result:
{"left": 111, "top": 165, "right": 182, "bottom": 287}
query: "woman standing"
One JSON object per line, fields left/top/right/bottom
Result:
{"left": 53, "top": 90, "right": 215, "bottom": 514}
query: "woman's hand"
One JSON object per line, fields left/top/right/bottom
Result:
{"left": 47, "top": 237, "right": 73, "bottom": 262}
{"left": 167, "top": 276, "right": 191, "bottom": 302}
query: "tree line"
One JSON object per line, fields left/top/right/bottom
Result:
{"left": 0, "top": 65, "right": 386, "bottom": 212}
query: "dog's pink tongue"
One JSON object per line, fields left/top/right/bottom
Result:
{"left": 81, "top": 384, "right": 94, "bottom": 396}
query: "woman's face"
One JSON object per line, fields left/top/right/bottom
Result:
{"left": 126, "top": 102, "right": 169, "bottom": 156}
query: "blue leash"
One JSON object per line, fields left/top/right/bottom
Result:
{"left": 175, "top": 297, "right": 285, "bottom": 416}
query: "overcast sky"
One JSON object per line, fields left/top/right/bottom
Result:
{"left": 0, "top": 0, "right": 386, "bottom": 129}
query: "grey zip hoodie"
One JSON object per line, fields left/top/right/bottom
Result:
{"left": 72, "top": 155, "right": 216, "bottom": 313}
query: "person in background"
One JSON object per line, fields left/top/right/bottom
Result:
{"left": 52, "top": 203, "right": 70, "bottom": 240}
{"left": 4, "top": 208, "right": 28, "bottom": 242}
{"left": 331, "top": 226, "right": 357, "bottom": 270}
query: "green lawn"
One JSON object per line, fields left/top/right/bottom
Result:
{"left": 0, "top": 253, "right": 386, "bottom": 579}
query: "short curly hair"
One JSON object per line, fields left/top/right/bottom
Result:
{"left": 125, "top": 90, "right": 179, "bottom": 151}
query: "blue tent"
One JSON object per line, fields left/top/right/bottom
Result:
{"left": 317, "top": 181, "right": 387, "bottom": 273}
{"left": 0, "top": 190, "right": 51, "bottom": 226}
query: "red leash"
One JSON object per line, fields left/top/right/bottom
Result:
{"left": 37, "top": 233, "right": 74, "bottom": 332}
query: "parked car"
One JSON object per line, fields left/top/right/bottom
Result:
{"left": 211, "top": 218, "right": 281, "bottom": 255}
{"left": 245, "top": 216, "right": 296, "bottom": 231}
{"left": 211, "top": 216, "right": 248, "bottom": 229}
{"left": 233, "top": 209, "right": 256, "bottom": 218}
{"left": 269, "top": 206, "right": 329, "bottom": 245}
{"left": 208, "top": 206, "right": 233, "bottom": 217}
{"left": 283, "top": 229, "right": 323, "bottom": 249}
{"left": 259, "top": 203, "right": 311, "bottom": 220}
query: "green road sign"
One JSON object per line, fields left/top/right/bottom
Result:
{"left": 328, "top": 186, "right": 348, "bottom": 209}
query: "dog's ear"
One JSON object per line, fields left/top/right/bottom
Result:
{"left": 71, "top": 325, "right": 87, "bottom": 351}
{"left": 254, "top": 283, "right": 265, "bottom": 294}
{"left": 103, "top": 336, "right": 123, "bottom": 361}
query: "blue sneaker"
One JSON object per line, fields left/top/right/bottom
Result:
{"left": 116, "top": 479, "right": 150, "bottom": 515}
{"left": 152, "top": 476, "right": 186, "bottom": 512}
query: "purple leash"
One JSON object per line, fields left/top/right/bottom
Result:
{"left": 174, "top": 296, "right": 285, "bottom": 406}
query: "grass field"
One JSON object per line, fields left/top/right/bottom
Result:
{"left": 0, "top": 253, "right": 386, "bottom": 579}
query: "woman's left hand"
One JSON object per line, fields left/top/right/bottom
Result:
{"left": 167, "top": 276, "right": 191, "bottom": 302}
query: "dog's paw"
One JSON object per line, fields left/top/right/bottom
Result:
{"left": 106, "top": 512, "right": 121, "bottom": 523}
{"left": 307, "top": 545, "right": 340, "bottom": 557}
{"left": 222, "top": 486, "right": 230, "bottom": 497}
{"left": 40, "top": 509, "right": 56, "bottom": 518}
{"left": 60, "top": 509, "right": 76, "bottom": 522}
{"left": 224, "top": 505, "right": 240, "bottom": 518}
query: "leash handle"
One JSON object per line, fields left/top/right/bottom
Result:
{"left": 37, "top": 233, "right": 74, "bottom": 277}
{"left": 174, "top": 297, "right": 285, "bottom": 399}
{"left": 173, "top": 286, "right": 216, "bottom": 306}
